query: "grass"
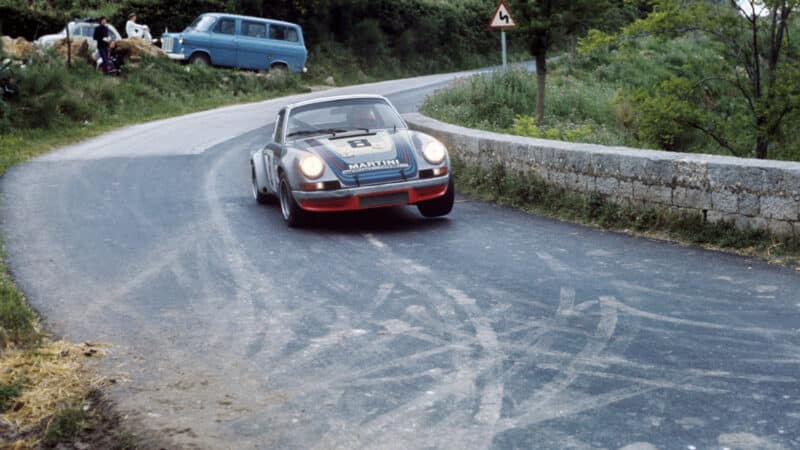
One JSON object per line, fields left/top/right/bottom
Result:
{"left": 452, "top": 157, "right": 800, "bottom": 264}
{"left": 0, "top": 379, "right": 22, "bottom": 412}
{"left": 43, "top": 404, "right": 87, "bottom": 446}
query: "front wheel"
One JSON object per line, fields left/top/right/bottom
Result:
{"left": 417, "top": 176, "right": 455, "bottom": 218}
{"left": 189, "top": 53, "right": 210, "bottom": 66}
{"left": 279, "top": 175, "right": 309, "bottom": 227}
{"left": 252, "top": 166, "right": 275, "bottom": 205}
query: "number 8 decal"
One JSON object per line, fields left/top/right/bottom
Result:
{"left": 348, "top": 139, "right": 372, "bottom": 148}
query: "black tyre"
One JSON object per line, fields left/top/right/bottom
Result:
{"left": 252, "top": 166, "right": 275, "bottom": 205}
{"left": 189, "top": 53, "right": 210, "bottom": 66}
{"left": 417, "top": 176, "right": 455, "bottom": 218}
{"left": 270, "top": 63, "right": 289, "bottom": 74}
{"left": 279, "top": 175, "right": 309, "bottom": 227}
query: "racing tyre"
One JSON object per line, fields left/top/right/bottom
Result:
{"left": 252, "top": 166, "right": 276, "bottom": 205}
{"left": 417, "top": 176, "right": 455, "bottom": 218}
{"left": 279, "top": 175, "right": 309, "bottom": 227}
{"left": 189, "top": 53, "right": 210, "bottom": 66}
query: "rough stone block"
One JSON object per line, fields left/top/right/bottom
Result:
{"left": 618, "top": 180, "right": 635, "bottom": 198}
{"left": 711, "top": 191, "right": 738, "bottom": 213}
{"left": 633, "top": 181, "right": 672, "bottom": 205}
{"left": 564, "top": 150, "right": 592, "bottom": 174}
{"left": 707, "top": 210, "right": 735, "bottom": 224}
{"left": 596, "top": 177, "right": 620, "bottom": 195}
{"left": 673, "top": 187, "right": 712, "bottom": 209}
{"left": 673, "top": 160, "right": 708, "bottom": 188}
{"left": 591, "top": 153, "right": 621, "bottom": 177}
{"left": 564, "top": 172, "right": 587, "bottom": 192}
{"left": 708, "top": 164, "right": 763, "bottom": 192}
{"left": 768, "top": 219, "right": 794, "bottom": 237}
{"left": 737, "top": 193, "right": 760, "bottom": 216}
{"left": 760, "top": 196, "right": 799, "bottom": 221}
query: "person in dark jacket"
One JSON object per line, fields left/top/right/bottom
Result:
{"left": 93, "top": 17, "right": 112, "bottom": 74}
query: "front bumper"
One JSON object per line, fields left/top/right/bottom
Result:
{"left": 167, "top": 53, "right": 187, "bottom": 61}
{"left": 293, "top": 175, "right": 449, "bottom": 212}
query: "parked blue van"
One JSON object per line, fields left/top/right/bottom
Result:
{"left": 161, "top": 13, "right": 307, "bottom": 73}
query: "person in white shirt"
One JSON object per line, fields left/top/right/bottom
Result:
{"left": 125, "top": 13, "right": 153, "bottom": 42}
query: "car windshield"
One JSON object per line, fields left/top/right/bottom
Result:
{"left": 286, "top": 98, "right": 405, "bottom": 141}
{"left": 187, "top": 15, "right": 216, "bottom": 32}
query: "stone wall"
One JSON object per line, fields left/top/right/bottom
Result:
{"left": 404, "top": 113, "right": 800, "bottom": 237}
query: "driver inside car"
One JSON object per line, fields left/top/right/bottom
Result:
{"left": 351, "top": 106, "right": 379, "bottom": 130}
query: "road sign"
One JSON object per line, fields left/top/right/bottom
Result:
{"left": 488, "top": 0, "right": 517, "bottom": 30}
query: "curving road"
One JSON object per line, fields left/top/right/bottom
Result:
{"left": 2, "top": 69, "right": 800, "bottom": 450}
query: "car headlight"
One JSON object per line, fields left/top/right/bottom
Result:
{"left": 299, "top": 154, "right": 324, "bottom": 179}
{"left": 422, "top": 140, "right": 447, "bottom": 165}
{"left": 179, "top": 37, "right": 184, "bottom": 45}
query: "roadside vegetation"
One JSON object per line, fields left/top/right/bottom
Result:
{"left": 425, "top": 1, "right": 800, "bottom": 162}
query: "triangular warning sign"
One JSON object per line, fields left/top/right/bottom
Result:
{"left": 489, "top": 0, "right": 517, "bottom": 29}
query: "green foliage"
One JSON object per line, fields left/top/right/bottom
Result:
{"left": 0, "top": 380, "right": 23, "bottom": 412}
{"left": 0, "top": 274, "right": 38, "bottom": 349}
{"left": 511, "top": 115, "right": 593, "bottom": 142}
{"left": 43, "top": 404, "right": 87, "bottom": 446}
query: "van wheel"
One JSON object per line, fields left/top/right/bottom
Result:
{"left": 190, "top": 53, "right": 210, "bottom": 66}
{"left": 270, "top": 63, "right": 288, "bottom": 74}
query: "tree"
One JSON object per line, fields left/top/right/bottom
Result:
{"left": 515, "top": 0, "right": 614, "bottom": 123}
{"left": 599, "top": 0, "right": 800, "bottom": 159}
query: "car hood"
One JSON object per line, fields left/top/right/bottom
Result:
{"left": 296, "top": 129, "right": 418, "bottom": 187}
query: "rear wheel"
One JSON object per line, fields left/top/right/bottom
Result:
{"left": 252, "top": 166, "right": 275, "bottom": 205}
{"left": 417, "top": 176, "right": 455, "bottom": 218}
{"left": 279, "top": 175, "right": 309, "bottom": 227}
{"left": 270, "top": 63, "right": 288, "bottom": 75}
{"left": 189, "top": 53, "right": 210, "bottom": 66}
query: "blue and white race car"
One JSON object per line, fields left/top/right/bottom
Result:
{"left": 251, "top": 95, "right": 454, "bottom": 226}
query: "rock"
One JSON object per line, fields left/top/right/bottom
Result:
{"left": 115, "top": 38, "right": 166, "bottom": 59}
{"left": 323, "top": 76, "right": 336, "bottom": 86}
{"left": 1, "top": 36, "right": 35, "bottom": 59}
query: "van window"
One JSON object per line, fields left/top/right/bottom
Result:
{"left": 269, "top": 25, "right": 298, "bottom": 42}
{"left": 214, "top": 18, "right": 236, "bottom": 35}
{"left": 242, "top": 21, "right": 266, "bottom": 38}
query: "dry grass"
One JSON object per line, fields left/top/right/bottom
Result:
{"left": 1, "top": 340, "right": 109, "bottom": 447}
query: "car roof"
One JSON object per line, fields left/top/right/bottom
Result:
{"left": 286, "top": 94, "right": 393, "bottom": 111}
{"left": 201, "top": 13, "right": 301, "bottom": 28}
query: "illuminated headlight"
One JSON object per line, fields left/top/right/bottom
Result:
{"left": 179, "top": 37, "right": 184, "bottom": 45}
{"left": 299, "top": 154, "right": 325, "bottom": 179}
{"left": 422, "top": 140, "right": 447, "bottom": 165}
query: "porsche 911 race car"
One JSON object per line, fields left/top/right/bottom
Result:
{"left": 250, "top": 94, "right": 454, "bottom": 227}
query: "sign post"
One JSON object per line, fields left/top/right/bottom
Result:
{"left": 488, "top": 0, "right": 517, "bottom": 69}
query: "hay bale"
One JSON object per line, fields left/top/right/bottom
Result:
{"left": 55, "top": 37, "right": 91, "bottom": 62}
{"left": 0, "top": 36, "right": 34, "bottom": 59}
{"left": 115, "top": 37, "right": 166, "bottom": 59}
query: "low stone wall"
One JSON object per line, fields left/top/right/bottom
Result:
{"left": 404, "top": 113, "right": 800, "bottom": 237}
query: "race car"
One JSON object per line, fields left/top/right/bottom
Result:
{"left": 250, "top": 94, "right": 454, "bottom": 227}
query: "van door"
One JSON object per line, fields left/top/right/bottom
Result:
{"left": 267, "top": 24, "right": 305, "bottom": 71}
{"left": 237, "top": 20, "right": 268, "bottom": 70}
{"left": 210, "top": 17, "right": 237, "bottom": 67}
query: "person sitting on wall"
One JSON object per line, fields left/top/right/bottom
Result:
{"left": 125, "top": 13, "right": 153, "bottom": 42}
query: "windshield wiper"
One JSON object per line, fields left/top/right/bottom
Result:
{"left": 287, "top": 128, "right": 349, "bottom": 139}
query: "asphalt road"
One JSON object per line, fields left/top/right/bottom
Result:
{"left": 2, "top": 69, "right": 800, "bottom": 450}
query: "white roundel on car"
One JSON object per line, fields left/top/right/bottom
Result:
{"left": 325, "top": 132, "right": 392, "bottom": 158}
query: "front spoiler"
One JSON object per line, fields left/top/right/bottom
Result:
{"left": 293, "top": 175, "right": 449, "bottom": 212}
